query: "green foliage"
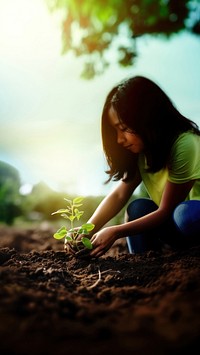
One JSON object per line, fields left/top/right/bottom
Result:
{"left": 51, "top": 196, "right": 95, "bottom": 251}
{"left": 0, "top": 161, "right": 22, "bottom": 225}
{"left": 45, "top": 0, "right": 200, "bottom": 78}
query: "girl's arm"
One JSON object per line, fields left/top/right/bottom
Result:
{"left": 87, "top": 172, "right": 141, "bottom": 234}
{"left": 117, "top": 180, "right": 195, "bottom": 235}
{"left": 90, "top": 180, "right": 195, "bottom": 257}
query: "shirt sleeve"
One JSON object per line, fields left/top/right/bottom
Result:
{"left": 168, "top": 133, "right": 200, "bottom": 183}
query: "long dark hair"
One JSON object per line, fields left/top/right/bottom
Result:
{"left": 101, "top": 76, "right": 200, "bottom": 183}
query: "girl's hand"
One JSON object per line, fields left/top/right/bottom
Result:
{"left": 89, "top": 226, "right": 118, "bottom": 258}
{"left": 65, "top": 227, "right": 87, "bottom": 255}
{"left": 64, "top": 239, "right": 76, "bottom": 255}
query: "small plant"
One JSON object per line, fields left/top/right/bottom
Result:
{"left": 51, "top": 197, "right": 94, "bottom": 252}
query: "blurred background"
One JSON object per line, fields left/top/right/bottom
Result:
{"left": 0, "top": 0, "right": 200, "bottom": 227}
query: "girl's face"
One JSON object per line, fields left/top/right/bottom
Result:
{"left": 108, "top": 105, "right": 145, "bottom": 154}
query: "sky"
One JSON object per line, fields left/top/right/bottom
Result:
{"left": 0, "top": 0, "right": 200, "bottom": 196}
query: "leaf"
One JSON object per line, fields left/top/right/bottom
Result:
{"left": 58, "top": 226, "right": 67, "bottom": 233}
{"left": 51, "top": 208, "right": 69, "bottom": 215}
{"left": 75, "top": 211, "right": 84, "bottom": 220}
{"left": 81, "top": 237, "right": 93, "bottom": 249}
{"left": 60, "top": 213, "right": 67, "bottom": 216}
{"left": 74, "top": 208, "right": 84, "bottom": 215}
{"left": 66, "top": 236, "right": 73, "bottom": 241}
{"left": 53, "top": 226, "right": 67, "bottom": 239}
{"left": 81, "top": 223, "right": 95, "bottom": 232}
{"left": 73, "top": 197, "right": 84, "bottom": 204}
{"left": 73, "top": 203, "right": 83, "bottom": 208}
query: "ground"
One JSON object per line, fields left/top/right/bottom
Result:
{"left": 0, "top": 224, "right": 200, "bottom": 355}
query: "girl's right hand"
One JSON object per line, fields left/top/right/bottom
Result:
{"left": 89, "top": 226, "right": 119, "bottom": 258}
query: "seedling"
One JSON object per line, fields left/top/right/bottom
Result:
{"left": 51, "top": 197, "right": 94, "bottom": 252}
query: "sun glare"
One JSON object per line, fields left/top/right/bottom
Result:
{"left": 1, "top": 0, "right": 200, "bottom": 197}
{"left": 0, "top": 0, "right": 61, "bottom": 59}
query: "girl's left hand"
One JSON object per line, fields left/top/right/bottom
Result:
{"left": 89, "top": 226, "right": 118, "bottom": 258}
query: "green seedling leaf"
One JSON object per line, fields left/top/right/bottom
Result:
{"left": 61, "top": 213, "right": 69, "bottom": 218}
{"left": 75, "top": 211, "right": 84, "bottom": 220}
{"left": 51, "top": 208, "right": 69, "bottom": 215}
{"left": 73, "top": 197, "right": 84, "bottom": 204}
{"left": 66, "top": 236, "right": 73, "bottom": 241}
{"left": 73, "top": 203, "right": 83, "bottom": 208}
{"left": 53, "top": 226, "right": 67, "bottom": 239}
{"left": 81, "top": 223, "right": 95, "bottom": 232}
{"left": 74, "top": 208, "right": 84, "bottom": 214}
{"left": 81, "top": 237, "right": 93, "bottom": 249}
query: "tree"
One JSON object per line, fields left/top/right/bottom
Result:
{"left": 0, "top": 161, "right": 22, "bottom": 224}
{"left": 46, "top": 0, "right": 200, "bottom": 78}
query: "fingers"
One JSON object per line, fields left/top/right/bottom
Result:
{"left": 90, "top": 244, "right": 107, "bottom": 258}
{"left": 64, "top": 242, "right": 76, "bottom": 255}
{"left": 90, "top": 234, "right": 107, "bottom": 257}
{"left": 90, "top": 235, "right": 96, "bottom": 243}
{"left": 91, "top": 251, "right": 102, "bottom": 258}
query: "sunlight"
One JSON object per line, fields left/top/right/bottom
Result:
{"left": 0, "top": 0, "right": 61, "bottom": 59}
{"left": 0, "top": 0, "right": 200, "bottom": 197}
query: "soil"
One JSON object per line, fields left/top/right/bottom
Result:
{"left": 0, "top": 224, "right": 200, "bottom": 355}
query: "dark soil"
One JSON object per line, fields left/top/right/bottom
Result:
{"left": 0, "top": 224, "right": 200, "bottom": 355}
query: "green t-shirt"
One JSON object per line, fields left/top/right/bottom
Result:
{"left": 138, "top": 132, "right": 200, "bottom": 206}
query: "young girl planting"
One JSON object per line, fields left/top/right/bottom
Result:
{"left": 72, "top": 76, "right": 200, "bottom": 257}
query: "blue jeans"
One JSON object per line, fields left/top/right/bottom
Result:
{"left": 125, "top": 198, "right": 200, "bottom": 254}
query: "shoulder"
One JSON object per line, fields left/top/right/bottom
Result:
{"left": 168, "top": 131, "right": 200, "bottom": 181}
{"left": 171, "top": 131, "right": 199, "bottom": 156}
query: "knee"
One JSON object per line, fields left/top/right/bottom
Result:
{"left": 125, "top": 198, "right": 157, "bottom": 221}
{"left": 173, "top": 200, "right": 200, "bottom": 237}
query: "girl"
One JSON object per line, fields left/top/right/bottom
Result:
{"left": 83, "top": 76, "right": 200, "bottom": 257}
